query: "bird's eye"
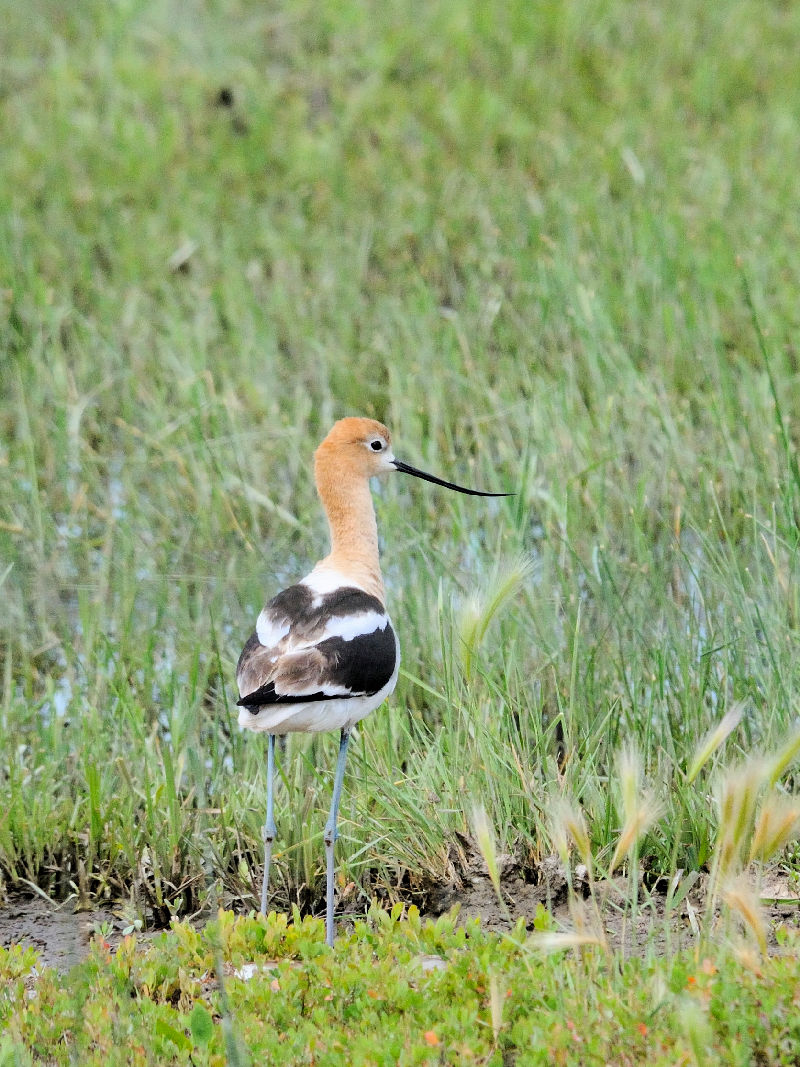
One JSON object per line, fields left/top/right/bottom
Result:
{"left": 369, "top": 439, "right": 384, "bottom": 452}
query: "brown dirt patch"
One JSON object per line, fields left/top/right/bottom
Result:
{"left": 420, "top": 857, "right": 800, "bottom": 955}
{"left": 2, "top": 862, "right": 799, "bottom": 972}
{"left": 0, "top": 897, "right": 158, "bottom": 972}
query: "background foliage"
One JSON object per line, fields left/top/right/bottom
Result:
{"left": 2, "top": 0, "right": 800, "bottom": 920}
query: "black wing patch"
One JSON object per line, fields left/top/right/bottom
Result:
{"left": 236, "top": 625, "right": 397, "bottom": 707}
{"left": 260, "top": 584, "right": 385, "bottom": 631}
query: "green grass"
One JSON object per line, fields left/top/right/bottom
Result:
{"left": 2, "top": 0, "right": 800, "bottom": 962}
{"left": 3, "top": 908, "right": 800, "bottom": 1065}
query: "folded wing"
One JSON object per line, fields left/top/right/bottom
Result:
{"left": 236, "top": 584, "right": 397, "bottom": 709}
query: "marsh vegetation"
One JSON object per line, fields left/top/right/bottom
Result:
{"left": 2, "top": 0, "right": 800, "bottom": 1060}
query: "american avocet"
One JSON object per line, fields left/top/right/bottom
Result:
{"left": 236, "top": 417, "right": 508, "bottom": 946}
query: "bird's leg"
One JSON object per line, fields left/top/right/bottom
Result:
{"left": 260, "top": 732, "right": 277, "bottom": 915}
{"left": 323, "top": 727, "right": 352, "bottom": 947}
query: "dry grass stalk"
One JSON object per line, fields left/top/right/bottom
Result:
{"left": 721, "top": 875, "right": 768, "bottom": 955}
{"left": 686, "top": 704, "right": 745, "bottom": 784}
{"left": 609, "top": 744, "right": 663, "bottom": 873}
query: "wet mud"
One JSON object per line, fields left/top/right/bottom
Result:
{"left": 2, "top": 862, "right": 798, "bottom": 973}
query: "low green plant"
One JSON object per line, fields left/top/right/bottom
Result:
{"left": 2, "top": 0, "right": 800, "bottom": 951}
{"left": 3, "top": 908, "right": 800, "bottom": 1064}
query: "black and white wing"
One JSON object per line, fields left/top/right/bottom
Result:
{"left": 236, "top": 584, "right": 397, "bottom": 709}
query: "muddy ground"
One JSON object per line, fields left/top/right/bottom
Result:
{"left": 2, "top": 861, "right": 799, "bottom": 973}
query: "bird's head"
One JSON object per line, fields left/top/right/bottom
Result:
{"left": 315, "top": 416, "right": 510, "bottom": 496}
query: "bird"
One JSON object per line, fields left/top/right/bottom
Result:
{"left": 235, "top": 416, "right": 509, "bottom": 946}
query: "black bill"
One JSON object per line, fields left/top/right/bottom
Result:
{"left": 392, "top": 459, "right": 512, "bottom": 497}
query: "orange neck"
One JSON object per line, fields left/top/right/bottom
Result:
{"left": 313, "top": 458, "right": 385, "bottom": 603}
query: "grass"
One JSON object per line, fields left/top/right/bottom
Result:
{"left": 3, "top": 908, "right": 800, "bottom": 1065}
{"left": 2, "top": 0, "right": 800, "bottom": 1057}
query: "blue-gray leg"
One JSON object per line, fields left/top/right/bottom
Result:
{"left": 260, "top": 733, "right": 277, "bottom": 915}
{"left": 323, "top": 728, "right": 352, "bottom": 947}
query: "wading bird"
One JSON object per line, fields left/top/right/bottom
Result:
{"left": 236, "top": 417, "right": 508, "bottom": 946}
